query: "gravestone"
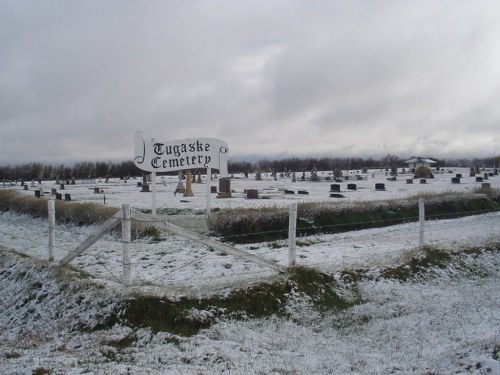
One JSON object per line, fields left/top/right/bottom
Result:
{"left": 246, "top": 189, "right": 259, "bottom": 199}
{"left": 60, "top": 184, "right": 65, "bottom": 190}
{"left": 55, "top": 193, "right": 62, "bottom": 200}
{"left": 184, "top": 170, "right": 194, "bottom": 197}
{"left": 298, "top": 190, "right": 309, "bottom": 195}
{"left": 197, "top": 172, "right": 202, "bottom": 183}
{"left": 137, "top": 181, "right": 142, "bottom": 187}
{"left": 406, "top": 178, "right": 413, "bottom": 184}
{"left": 481, "top": 183, "right": 491, "bottom": 190}
{"left": 51, "top": 188, "right": 57, "bottom": 195}
{"left": 456, "top": 173, "right": 462, "bottom": 178}
{"left": 210, "top": 186, "right": 217, "bottom": 193}
{"left": 375, "top": 183, "right": 385, "bottom": 191}
{"left": 34, "top": 190, "right": 41, "bottom": 198}
{"left": 141, "top": 183, "right": 150, "bottom": 192}
{"left": 64, "top": 193, "right": 71, "bottom": 201}
{"left": 330, "top": 193, "right": 345, "bottom": 198}
{"left": 23, "top": 184, "right": 28, "bottom": 191}
{"left": 284, "top": 189, "right": 294, "bottom": 194}
{"left": 483, "top": 173, "right": 488, "bottom": 180}
{"left": 451, "top": 177, "right": 461, "bottom": 183}
{"left": 217, "top": 177, "right": 231, "bottom": 198}
{"left": 310, "top": 167, "right": 319, "bottom": 182}
{"left": 469, "top": 167, "right": 475, "bottom": 177}
{"left": 175, "top": 171, "right": 185, "bottom": 194}
{"left": 476, "top": 177, "right": 483, "bottom": 182}
{"left": 420, "top": 179, "right": 427, "bottom": 184}
{"left": 94, "top": 187, "right": 100, "bottom": 194}
{"left": 347, "top": 184, "right": 357, "bottom": 190}
{"left": 330, "top": 184, "right": 341, "bottom": 192}
{"left": 255, "top": 170, "right": 262, "bottom": 181}
{"left": 292, "top": 172, "right": 296, "bottom": 182}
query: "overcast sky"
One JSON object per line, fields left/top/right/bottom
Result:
{"left": 1, "top": 0, "right": 499, "bottom": 165}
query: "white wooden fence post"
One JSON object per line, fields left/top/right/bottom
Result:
{"left": 206, "top": 167, "right": 212, "bottom": 216}
{"left": 419, "top": 198, "right": 425, "bottom": 247}
{"left": 48, "top": 200, "right": 55, "bottom": 262}
{"left": 288, "top": 202, "right": 298, "bottom": 267}
{"left": 122, "top": 204, "right": 132, "bottom": 292}
{"left": 151, "top": 138, "right": 157, "bottom": 217}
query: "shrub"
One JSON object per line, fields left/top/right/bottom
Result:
{"left": 0, "top": 191, "right": 156, "bottom": 238}
{"left": 208, "top": 192, "right": 499, "bottom": 243}
{"left": 414, "top": 166, "right": 432, "bottom": 178}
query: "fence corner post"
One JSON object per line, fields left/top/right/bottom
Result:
{"left": 288, "top": 202, "right": 298, "bottom": 267}
{"left": 419, "top": 198, "right": 425, "bottom": 248}
{"left": 48, "top": 199, "right": 55, "bottom": 262}
{"left": 122, "top": 204, "right": 132, "bottom": 292}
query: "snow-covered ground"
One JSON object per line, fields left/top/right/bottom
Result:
{"left": 6, "top": 167, "right": 500, "bottom": 211}
{"left": 1, "top": 167, "right": 499, "bottom": 374}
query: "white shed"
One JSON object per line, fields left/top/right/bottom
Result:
{"left": 405, "top": 157, "right": 437, "bottom": 172}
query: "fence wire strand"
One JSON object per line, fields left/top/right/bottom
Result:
{"left": 1, "top": 203, "right": 499, "bottom": 289}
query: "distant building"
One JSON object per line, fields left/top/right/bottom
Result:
{"left": 405, "top": 157, "right": 437, "bottom": 172}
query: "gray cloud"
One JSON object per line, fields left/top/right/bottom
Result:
{"left": 1, "top": 0, "right": 499, "bottom": 164}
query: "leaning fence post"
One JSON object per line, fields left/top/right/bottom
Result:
{"left": 48, "top": 200, "right": 55, "bottom": 262}
{"left": 122, "top": 204, "right": 132, "bottom": 292}
{"left": 419, "top": 198, "right": 425, "bottom": 247}
{"left": 288, "top": 202, "right": 298, "bottom": 267}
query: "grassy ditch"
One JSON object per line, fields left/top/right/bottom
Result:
{"left": 208, "top": 191, "right": 500, "bottom": 243}
{"left": 0, "top": 190, "right": 160, "bottom": 239}
{"left": 122, "top": 266, "right": 359, "bottom": 336}
{"left": 120, "top": 243, "right": 499, "bottom": 336}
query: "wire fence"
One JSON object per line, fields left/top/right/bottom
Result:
{"left": 0, "top": 201, "right": 499, "bottom": 294}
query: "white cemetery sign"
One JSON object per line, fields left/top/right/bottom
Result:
{"left": 134, "top": 131, "right": 229, "bottom": 176}
{"left": 134, "top": 131, "right": 229, "bottom": 214}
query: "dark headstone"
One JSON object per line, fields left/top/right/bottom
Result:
{"left": 34, "top": 190, "right": 41, "bottom": 198}
{"left": 347, "top": 184, "right": 357, "bottom": 190}
{"left": 476, "top": 177, "right": 483, "bottom": 182}
{"left": 51, "top": 188, "right": 57, "bottom": 195}
{"left": 64, "top": 193, "right": 71, "bottom": 201}
{"left": 23, "top": 184, "right": 28, "bottom": 191}
{"left": 298, "top": 190, "right": 309, "bottom": 195}
{"left": 481, "top": 183, "right": 491, "bottom": 190}
{"left": 284, "top": 189, "right": 294, "bottom": 194}
{"left": 211, "top": 186, "right": 217, "bottom": 193}
{"left": 451, "top": 177, "right": 461, "bottom": 183}
{"left": 330, "top": 193, "right": 345, "bottom": 198}
{"left": 246, "top": 189, "right": 259, "bottom": 199}
{"left": 483, "top": 173, "right": 488, "bottom": 180}
{"left": 456, "top": 173, "right": 462, "bottom": 178}
{"left": 219, "top": 178, "right": 231, "bottom": 194}
{"left": 141, "top": 184, "right": 150, "bottom": 192}
{"left": 406, "top": 178, "right": 413, "bottom": 184}
{"left": 330, "top": 184, "right": 341, "bottom": 192}
{"left": 375, "top": 183, "right": 385, "bottom": 191}
{"left": 56, "top": 193, "right": 62, "bottom": 200}
{"left": 420, "top": 179, "right": 427, "bottom": 184}
{"left": 137, "top": 181, "right": 142, "bottom": 187}
{"left": 60, "top": 184, "right": 65, "bottom": 190}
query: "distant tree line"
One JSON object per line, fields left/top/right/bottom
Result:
{"left": 0, "top": 161, "right": 142, "bottom": 181}
{"left": 1, "top": 155, "right": 498, "bottom": 181}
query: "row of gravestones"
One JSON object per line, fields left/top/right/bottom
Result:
{"left": 451, "top": 172, "right": 497, "bottom": 184}
{"left": 33, "top": 187, "right": 71, "bottom": 201}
